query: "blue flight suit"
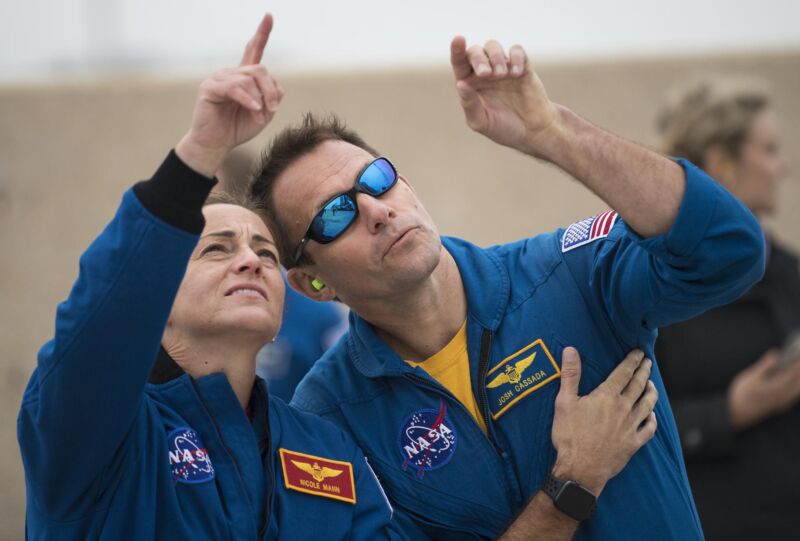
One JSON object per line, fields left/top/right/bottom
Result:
{"left": 290, "top": 160, "right": 765, "bottom": 540}
{"left": 17, "top": 152, "right": 393, "bottom": 540}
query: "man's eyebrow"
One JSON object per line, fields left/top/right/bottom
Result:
{"left": 311, "top": 158, "right": 372, "bottom": 213}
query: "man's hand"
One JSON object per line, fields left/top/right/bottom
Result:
{"left": 176, "top": 13, "right": 284, "bottom": 178}
{"left": 498, "top": 349, "right": 657, "bottom": 540}
{"left": 449, "top": 36, "right": 559, "bottom": 157}
{"left": 551, "top": 347, "right": 658, "bottom": 495}
{"left": 728, "top": 349, "right": 800, "bottom": 430}
{"left": 450, "top": 35, "right": 686, "bottom": 238}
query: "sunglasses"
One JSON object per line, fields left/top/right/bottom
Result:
{"left": 293, "top": 157, "right": 398, "bottom": 264}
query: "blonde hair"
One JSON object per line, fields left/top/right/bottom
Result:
{"left": 657, "top": 77, "right": 770, "bottom": 168}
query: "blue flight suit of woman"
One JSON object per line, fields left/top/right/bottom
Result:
{"left": 18, "top": 152, "right": 394, "bottom": 540}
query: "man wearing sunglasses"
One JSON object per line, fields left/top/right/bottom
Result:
{"left": 250, "top": 37, "right": 765, "bottom": 540}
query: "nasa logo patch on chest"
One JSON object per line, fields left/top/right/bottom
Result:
{"left": 168, "top": 427, "right": 215, "bottom": 484}
{"left": 398, "top": 401, "right": 457, "bottom": 478}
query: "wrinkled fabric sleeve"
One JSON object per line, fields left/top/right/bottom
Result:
{"left": 17, "top": 151, "right": 215, "bottom": 518}
{"left": 561, "top": 159, "right": 765, "bottom": 347}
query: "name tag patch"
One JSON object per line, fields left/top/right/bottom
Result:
{"left": 485, "top": 339, "right": 560, "bottom": 420}
{"left": 168, "top": 427, "right": 215, "bottom": 484}
{"left": 561, "top": 211, "right": 619, "bottom": 252}
{"left": 279, "top": 448, "right": 356, "bottom": 504}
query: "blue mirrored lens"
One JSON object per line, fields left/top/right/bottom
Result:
{"left": 358, "top": 158, "right": 396, "bottom": 195}
{"left": 311, "top": 195, "right": 357, "bottom": 242}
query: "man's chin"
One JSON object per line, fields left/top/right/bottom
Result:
{"left": 382, "top": 247, "right": 442, "bottom": 291}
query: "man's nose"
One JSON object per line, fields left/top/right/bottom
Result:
{"left": 357, "top": 193, "right": 395, "bottom": 234}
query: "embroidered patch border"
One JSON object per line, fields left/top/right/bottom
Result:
{"left": 561, "top": 211, "right": 619, "bottom": 252}
{"left": 279, "top": 448, "right": 357, "bottom": 504}
{"left": 486, "top": 339, "right": 561, "bottom": 420}
{"left": 397, "top": 401, "right": 458, "bottom": 477}
{"left": 168, "top": 426, "right": 216, "bottom": 484}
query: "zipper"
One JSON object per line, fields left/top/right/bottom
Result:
{"left": 405, "top": 365, "right": 501, "bottom": 453}
{"left": 405, "top": 329, "right": 525, "bottom": 512}
{"left": 257, "top": 385, "right": 273, "bottom": 540}
{"left": 475, "top": 330, "right": 500, "bottom": 451}
{"left": 476, "top": 329, "right": 525, "bottom": 505}
{"left": 188, "top": 379, "right": 257, "bottom": 539}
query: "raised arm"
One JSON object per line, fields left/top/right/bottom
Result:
{"left": 17, "top": 13, "right": 282, "bottom": 518}
{"left": 454, "top": 36, "right": 764, "bottom": 341}
{"left": 449, "top": 36, "right": 683, "bottom": 238}
{"left": 176, "top": 14, "right": 281, "bottom": 176}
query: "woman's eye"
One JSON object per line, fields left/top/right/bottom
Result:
{"left": 201, "top": 243, "right": 227, "bottom": 255}
{"left": 258, "top": 249, "right": 278, "bottom": 263}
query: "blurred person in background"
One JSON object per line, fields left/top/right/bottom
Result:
{"left": 218, "top": 149, "right": 347, "bottom": 402}
{"left": 655, "top": 77, "right": 800, "bottom": 540}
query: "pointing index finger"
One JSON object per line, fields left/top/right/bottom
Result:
{"left": 450, "top": 35, "right": 473, "bottom": 80}
{"left": 240, "top": 13, "right": 273, "bottom": 67}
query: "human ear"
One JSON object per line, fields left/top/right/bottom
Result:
{"left": 286, "top": 267, "right": 336, "bottom": 301}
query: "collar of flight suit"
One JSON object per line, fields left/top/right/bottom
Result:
{"left": 346, "top": 236, "right": 512, "bottom": 379}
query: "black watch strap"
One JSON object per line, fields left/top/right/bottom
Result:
{"left": 542, "top": 471, "right": 565, "bottom": 499}
{"left": 542, "top": 471, "right": 597, "bottom": 522}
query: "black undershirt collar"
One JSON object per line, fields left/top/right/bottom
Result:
{"left": 148, "top": 346, "right": 186, "bottom": 384}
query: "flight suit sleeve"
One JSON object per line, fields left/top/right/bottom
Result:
{"left": 17, "top": 151, "right": 215, "bottom": 518}
{"left": 560, "top": 159, "right": 765, "bottom": 347}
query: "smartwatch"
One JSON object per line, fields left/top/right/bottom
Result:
{"left": 542, "top": 471, "right": 597, "bottom": 521}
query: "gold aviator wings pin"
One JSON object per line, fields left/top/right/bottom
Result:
{"left": 486, "top": 352, "right": 537, "bottom": 388}
{"left": 291, "top": 460, "right": 344, "bottom": 482}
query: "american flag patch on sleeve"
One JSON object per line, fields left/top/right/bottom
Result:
{"left": 561, "top": 211, "right": 619, "bottom": 253}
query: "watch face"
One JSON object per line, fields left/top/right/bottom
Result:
{"left": 557, "top": 482, "right": 596, "bottom": 520}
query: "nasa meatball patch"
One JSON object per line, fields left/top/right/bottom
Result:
{"left": 168, "top": 427, "right": 216, "bottom": 484}
{"left": 398, "top": 401, "right": 457, "bottom": 478}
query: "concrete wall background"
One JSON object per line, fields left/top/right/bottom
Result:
{"left": 1, "top": 50, "right": 799, "bottom": 539}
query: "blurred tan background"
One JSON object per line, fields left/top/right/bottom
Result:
{"left": 1, "top": 50, "right": 799, "bottom": 539}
